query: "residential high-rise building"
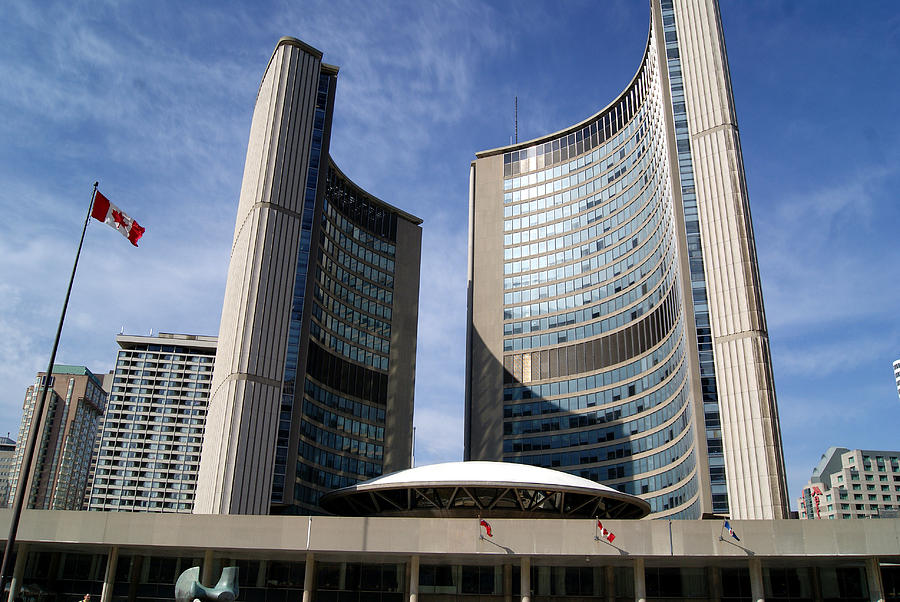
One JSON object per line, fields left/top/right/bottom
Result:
{"left": 798, "top": 447, "right": 900, "bottom": 520}
{"left": 466, "top": 0, "right": 789, "bottom": 519}
{"left": 893, "top": 358, "right": 900, "bottom": 401}
{"left": 196, "top": 38, "right": 422, "bottom": 515}
{"left": 88, "top": 333, "right": 215, "bottom": 513}
{"left": 0, "top": 435, "right": 16, "bottom": 508}
{"left": 10, "top": 366, "right": 106, "bottom": 510}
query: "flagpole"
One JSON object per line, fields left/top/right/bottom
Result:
{"left": 0, "top": 182, "right": 99, "bottom": 595}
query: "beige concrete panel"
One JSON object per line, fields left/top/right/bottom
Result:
{"left": 5, "top": 510, "right": 900, "bottom": 560}
{"left": 670, "top": 0, "right": 788, "bottom": 519}
{"left": 672, "top": 0, "right": 734, "bottom": 135}
{"left": 384, "top": 217, "right": 423, "bottom": 472}
{"left": 196, "top": 41, "right": 321, "bottom": 514}
{"left": 467, "top": 154, "right": 507, "bottom": 461}
{"left": 717, "top": 335, "right": 787, "bottom": 519}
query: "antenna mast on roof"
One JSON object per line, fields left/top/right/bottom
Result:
{"left": 514, "top": 96, "right": 518, "bottom": 144}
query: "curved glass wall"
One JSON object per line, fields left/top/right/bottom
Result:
{"left": 498, "top": 25, "right": 699, "bottom": 518}
{"left": 293, "top": 162, "right": 400, "bottom": 510}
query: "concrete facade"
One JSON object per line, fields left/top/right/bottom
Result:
{"left": 0, "top": 437, "right": 15, "bottom": 508}
{"left": 893, "top": 359, "right": 899, "bottom": 402}
{"left": 87, "top": 332, "right": 216, "bottom": 513}
{"left": 197, "top": 38, "right": 422, "bottom": 515}
{"left": 466, "top": 0, "right": 788, "bottom": 520}
{"left": 1, "top": 510, "right": 898, "bottom": 602}
{"left": 9, "top": 366, "right": 106, "bottom": 511}
{"left": 799, "top": 448, "right": 900, "bottom": 521}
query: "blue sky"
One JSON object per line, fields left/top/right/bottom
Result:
{"left": 1, "top": 1, "right": 898, "bottom": 510}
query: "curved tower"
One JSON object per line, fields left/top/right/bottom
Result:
{"left": 196, "top": 38, "right": 422, "bottom": 515}
{"left": 466, "top": 0, "right": 788, "bottom": 519}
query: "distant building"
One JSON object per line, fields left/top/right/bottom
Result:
{"left": 9, "top": 366, "right": 106, "bottom": 510}
{"left": 0, "top": 435, "right": 16, "bottom": 507}
{"left": 81, "top": 371, "right": 114, "bottom": 510}
{"left": 88, "top": 333, "right": 215, "bottom": 513}
{"left": 798, "top": 447, "right": 900, "bottom": 520}
{"left": 893, "top": 358, "right": 900, "bottom": 401}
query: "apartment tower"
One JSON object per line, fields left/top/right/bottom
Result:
{"left": 88, "top": 332, "right": 215, "bottom": 512}
{"left": 466, "top": 0, "right": 789, "bottom": 519}
{"left": 10, "top": 366, "right": 106, "bottom": 510}
{"left": 196, "top": 38, "right": 422, "bottom": 515}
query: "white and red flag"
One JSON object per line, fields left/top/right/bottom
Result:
{"left": 480, "top": 519, "right": 493, "bottom": 538}
{"left": 90, "top": 190, "right": 145, "bottom": 247}
{"left": 597, "top": 520, "right": 616, "bottom": 543}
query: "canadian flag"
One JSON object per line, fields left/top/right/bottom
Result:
{"left": 480, "top": 519, "right": 493, "bottom": 538}
{"left": 91, "top": 190, "right": 145, "bottom": 247}
{"left": 597, "top": 520, "right": 615, "bottom": 543}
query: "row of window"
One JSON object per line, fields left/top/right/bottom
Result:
{"left": 503, "top": 161, "right": 660, "bottom": 276}
{"left": 504, "top": 323, "right": 683, "bottom": 406}
{"left": 505, "top": 407, "right": 690, "bottom": 456}
{"left": 504, "top": 238, "right": 669, "bottom": 333}
{"left": 322, "top": 239, "right": 394, "bottom": 289}
{"left": 318, "top": 253, "right": 393, "bottom": 305}
{"left": 504, "top": 259, "right": 675, "bottom": 352}
{"left": 299, "top": 419, "right": 383, "bottom": 461}
{"left": 315, "top": 266, "right": 393, "bottom": 320}
{"left": 507, "top": 424, "right": 693, "bottom": 482}
{"left": 309, "top": 320, "right": 389, "bottom": 372}
{"left": 503, "top": 66, "right": 650, "bottom": 179}
{"left": 503, "top": 127, "right": 647, "bottom": 231}
{"left": 503, "top": 221, "right": 667, "bottom": 319}
{"left": 506, "top": 380, "right": 687, "bottom": 440}
{"left": 504, "top": 286, "right": 680, "bottom": 385}
{"left": 504, "top": 106, "right": 645, "bottom": 194}
{"left": 322, "top": 208, "right": 396, "bottom": 268}
{"left": 315, "top": 284, "right": 391, "bottom": 337}
{"left": 302, "top": 400, "right": 384, "bottom": 443}
{"left": 297, "top": 442, "right": 381, "bottom": 483}
{"left": 502, "top": 187, "right": 669, "bottom": 304}
{"left": 303, "top": 379, "right": 386, "bottom": 423}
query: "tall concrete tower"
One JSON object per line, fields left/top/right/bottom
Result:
{"left": 197, "top": 38, "right": 422, "bottom": 515}
{"left": 466, "top": 0, "right": 789, "bottom": 520}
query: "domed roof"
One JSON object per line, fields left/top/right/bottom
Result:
{"left": 319, "top": 461, "right": 650, "bottom": 519}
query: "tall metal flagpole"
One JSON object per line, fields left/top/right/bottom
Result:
{"left": 0, "top": 182, "right": 99, "bottom": 596}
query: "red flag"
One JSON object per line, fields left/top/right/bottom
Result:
{"left": 91, "top": 190, "right": 145, "bottom": 247}
{"left": 480, "top": 519, "right": 493, "bottom": 537}
{"left": 597, "top": 520, "right": 615, "bottom": 543}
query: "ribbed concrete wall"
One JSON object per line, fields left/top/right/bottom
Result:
{"left": 672, "top": 0, "right": 789, "bottom": 519}
{"left": 196, "top": 40, "right": 322, "bottom": 514}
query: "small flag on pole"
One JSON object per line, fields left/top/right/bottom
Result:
{"left": 480, "top": 519, "right": 493, "bottom": 538}
{"left": 724, "top": 520, "right": 740, "bottom": 541}
{"left": 597, "top": 520, "right": 616, "bottom": 543}
{"left": 91, "top": 190, "right": 145, "bottom": 246}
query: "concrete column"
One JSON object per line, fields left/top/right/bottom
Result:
{"left": 749, "top": 558, "right": 764, "bottom": 602}
{"left": 7, "top": 543, "right": 28, "bottom": 602}
{"left": 709, "top": 566, "right": 722, "bottom": 602}
{"left": 302, "top": 552, "right": 315, "bottom": 602}
{"left": 866, "top": 557, "right": 884, "bottom": 602}
{"left": 605, "top": 565, "right": 615, "bottom": 602}
{"left": 634, "top": 558, "right": 646, "bottom": 602}
{"left": 100, "top": 546, "right": 119, "bottom": 602}
{"left": 256, "top": 560, "right": 267, "bottom": 588}
{"left": 408, "top": 555, "right": 419, "bottom": 602}
{"left": 201, "top": 549, "right": 215, "bottom": 587}
{"left": 504, "top": 564, "right": 512, "bottom": 602}
{"left": 520, "top": 557, "right": 531, "bottom": 602}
